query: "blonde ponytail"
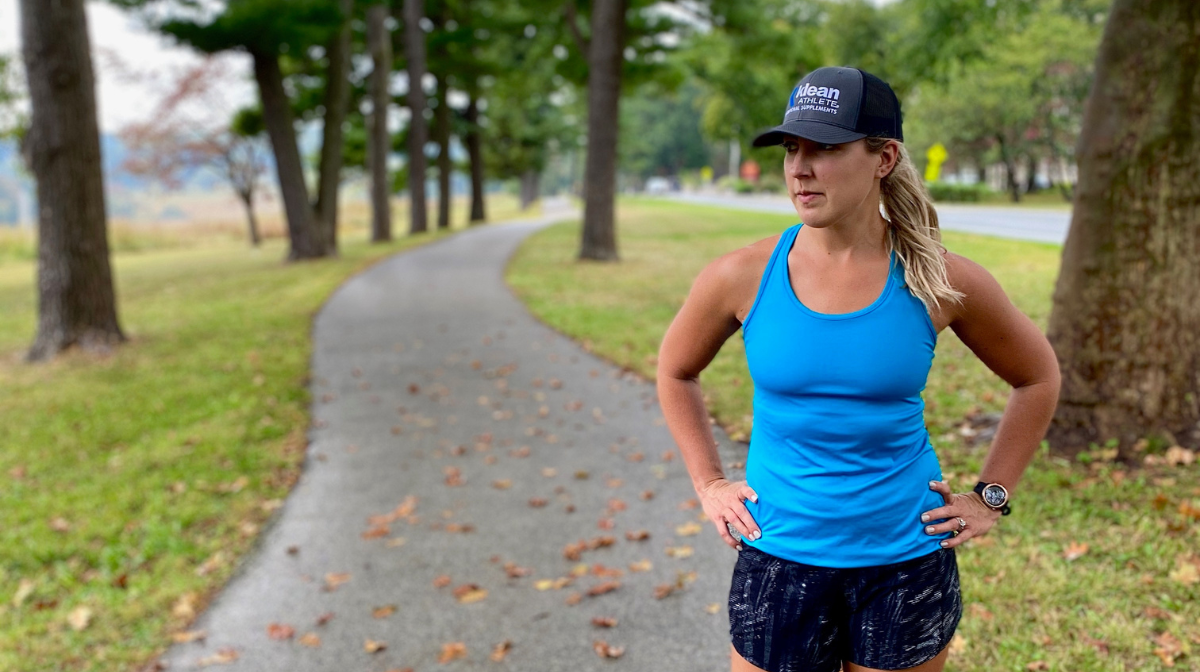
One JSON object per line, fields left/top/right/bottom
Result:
{"left": 864, "top": 137, "right": 966, "bottom": 316}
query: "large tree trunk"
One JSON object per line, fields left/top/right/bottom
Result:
{"left": 313, "top": 0, "right": 353, "bottom": 253}
{"left": 403, "top": 0, "right": 429, "bottom": 235}
{"left": 1045, "top": 0, "right": 1200, "bottom": 458}
{"left": 20, "top": 0, "right": 124, "bottom": 361}
{"left": 367, "top": 3, "right": 393, "bottom": 243}
{"left": 434, "top": 76, "right": 452, "bottom": 230}
{"left": 251, "top": 49, "right": 323, "bottom": 260}
{"left": 466, "top": 94, "right": 486, "bottom": 224}
{"left": 578, "top": 0, "right": 626, "bottom": 261}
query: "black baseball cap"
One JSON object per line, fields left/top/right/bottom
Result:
{"left": 751, "top": 66, "right": 903, "bottom": 147}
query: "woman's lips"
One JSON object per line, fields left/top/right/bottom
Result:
{"left": 797, "top": 191, "right": 822, "bottom": 205}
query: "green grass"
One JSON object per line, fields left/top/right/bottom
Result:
{"left": 0, "top": 195, "right": 533, "bottom": 671}
{"left": 505, "top": 199, "right": 1200, "bottom": 672}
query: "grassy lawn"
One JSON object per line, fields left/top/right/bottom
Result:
{"left": 0, "top": 194, "right": 532, "bottom": 671}
{"left": 505, "top": 199, "right": 1200, "bottom": 672}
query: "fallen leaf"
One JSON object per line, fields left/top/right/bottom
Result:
{"left": 171, "top": 630, "right": 206, "bottom": 644}
{"left": 586, "top": 581, "right": 621, "bottom": 597}
{"left": 1165, "top": 446, "right": 1195, "bottom": 466}
{"left": 592, "top": 616, "right": 618, "bottom": 627}
{"left": 1025, "top": 662, "right": 1048, "bottom": 671}
{"left": 453, "top": 584, "right": 488, "bottom": 603}
{"left": 298, "top": 632, "right": 321, "bottom": 647}
{"left": 948, "top": 633, "right": 967, "bottom": 655}
{"left": 12, "top": 579, "right": 35, "bottom": 607}
{"left": 1169, "top": 558, "right": 1200, "bottom": 585}
{"left": 364, "top": 638, "right": 387, "bottom": 653}
{"left": 266, "top": 623, "right": 294, "bottom": 640}
{"left": 323, "top": 572, "right": 351, "bottom": 591}
{"left": 705, "top": 603, "right": 721, "bottom": 614}
{"left": 439, "top": 641, "right": 468, "bottom": 663}
{"left": 665, "top": 545, "right": 694, "bottom": 558}
{"left": 372, "top": 605, "right": 397, "bottom": 618}
{"left": 490, "top": 640, "right": 513, "bottom": 661}
{"left": 675, "top": 521, "right": 703, "bottom": 536}
{"left": 629, "top": 559, "right": 652, "bottom": 573}
{"left": 1062, "top": 541, "right": 1089, "bottom": 561}
{"left": 67, "top": 606, "right": 92, "bottom": 631}
{"left": 196, "top": 647, "right": 239, "bottom": 666}
{"left": 315, "top": 612, "right": 335, "bottom": 626}
{"left": 593, "top": 639, "right": 625, "bottom": 658}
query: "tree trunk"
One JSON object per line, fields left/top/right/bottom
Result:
{"left": 466, "top": 94, "right": 486, "bottom": 224}
{"left": 403, "top": 0, "right": 429, "bottom": 235}
{"left": 239, "top": 190, "right": 261, "bottom": 247}
{"left": 434, "top": 76, "right": 452, "bottom": 230}
{"left": 996, "top": 135, "right": 1021, "bottom": 203}
{"left": 1024, "top": 154, "right": 1039, "bottom": 193}
{"left": 251, "top": 49, "right": 322, "bottom": 260}
{"left": 578, "top": 0, "right": 626, "bottom": 261}
{"left": 520, "top": 169, "right": 539, "bottom": 210}
{"left": 313, "top": 0, "right": 353, "bottom": 253}
{"left": 1045, "top": 0, "right": 1200, "bottom": 458}
{"left": 367, "top": 2, "right": 393, "bottom": 243}
{"left": 20, "top": 0, "right": 125, "bottom": 361}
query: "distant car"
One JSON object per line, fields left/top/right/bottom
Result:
{"left": 645, "top": 177, "right": 672, "bottom": 194}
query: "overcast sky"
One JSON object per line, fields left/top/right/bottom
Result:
{"left": 0, "top": 0, "right": 255, "bottom": 133}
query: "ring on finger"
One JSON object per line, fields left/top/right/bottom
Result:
{"left": 956, "top": 517, "right": 967, "bottom": 531}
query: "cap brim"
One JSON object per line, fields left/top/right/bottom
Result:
{"left": 751, "top": 120, "right": 867, "bottom": 147}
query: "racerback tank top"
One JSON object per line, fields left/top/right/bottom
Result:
{"left": 737, "top": 222, "right": 954, "bottom": 567}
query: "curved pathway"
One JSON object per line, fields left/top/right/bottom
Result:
{"left": 156, "top": 205, "right": 747, "bottom": 671}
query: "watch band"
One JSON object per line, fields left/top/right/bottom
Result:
{"left": 973, "top": 480, "right": 1012, "bottom": 516}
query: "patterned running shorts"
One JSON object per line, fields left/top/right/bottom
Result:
{"left": 729, "top": 544, "right": 962, "bottom": 672}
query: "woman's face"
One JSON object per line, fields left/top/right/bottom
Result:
{"left": 781, "top": 136, "right": 887, "bottom": 228}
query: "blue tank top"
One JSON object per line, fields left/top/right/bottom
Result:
{"left": 737, "top": 222, "right": 954, "bottom": 567}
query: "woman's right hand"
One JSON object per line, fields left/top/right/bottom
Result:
{"left": 698, "top": 478, "right": 761, "bottom": 550}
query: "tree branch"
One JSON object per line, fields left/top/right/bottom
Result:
{"left": 563, "top": 0, "right": 590, "bottom": 56}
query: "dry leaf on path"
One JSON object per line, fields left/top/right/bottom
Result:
{"left": 439, "top": 641, "right": 468, "bottom": 663}
{"left": 364, "top": 638, "right": 387, "bottom": 653}
{"left": 196, "top": 647, "right": 239, "bottom": 666}
{"left": 298, "top": 632, "right": 321, "bottom": 647}
{"left": 593, "top": 639, "right": 625, "bottom": 658}
{"left": 490, "top": 640, "right": 513, "bottom": 661}
{"left": 1062, "top": 541, "right": 1089, "bottom": 561}
{"left": 266, "top": 623, "right": 294, "bottom": 640}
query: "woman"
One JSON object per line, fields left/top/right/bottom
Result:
{"left": 656, "top": 66, "right": 1061, "bottom": 672}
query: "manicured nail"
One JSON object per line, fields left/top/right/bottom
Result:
{"left": 751, "top": 495, "right": 758, "bottom": 503}
{"left": 921, "top": 513, "right": 930, "bottom": 522}
{"left": 752, "top": 530, "right": 761, "bottom": 540}
{"left": 940, "top": 540, "right": 949, "bottom": 547}
{"left": 929, "top": 481, "right": 937, "bottom": 488}
{"left": 925, "top": 526, "right": 935, "bottom": 534}
{"left": 737, "top": 544, "right": 744, "bottom": 551}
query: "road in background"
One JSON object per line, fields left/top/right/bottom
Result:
{"left": 663, "top": 193, "right": 1070, "bottom": 245}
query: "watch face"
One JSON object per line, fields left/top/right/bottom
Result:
{"left": 982, "top": 484, "right": 1008, "bottom": 508}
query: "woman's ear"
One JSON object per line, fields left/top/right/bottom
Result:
{"left": 877, "top": 140, "right": 901, "bottom": 179}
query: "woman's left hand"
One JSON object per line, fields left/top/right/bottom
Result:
{"left": 921, "top": 480, "right": 1002, "bottom": 549}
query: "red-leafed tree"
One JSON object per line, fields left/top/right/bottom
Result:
{"left": 118, "top": 57, "right": 269, "bottom": 247}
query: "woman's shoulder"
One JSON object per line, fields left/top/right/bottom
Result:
{"left": 700, "top": 230, "right": 787, "bottom": 293}
{"left": 935, "top": 247, "right": 1010, "bottom": 324}
{"left": 692, "top": 230, "right": 788, "bottom": 322}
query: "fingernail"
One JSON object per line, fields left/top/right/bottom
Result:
{"left": 929, "top": 481, "right": 937, "bottom": 488}
{"left": 921, "top": 514, "right": 930, "bottom": 522}
{"left": 925, "top": 526, "right": 935, "bottom": 534}
{"left": 751, "top": 495, "right": 758, "bottom": 503}
{"left": 737, "top": 544, "right": 744, "bottom": 551}
{"left": 940, "top": 540, "right": 949, "bottom": 547}
{"left": 752, "top": 530, "right": 761, "bottom": 540}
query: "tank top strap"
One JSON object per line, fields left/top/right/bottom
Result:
{"left": 741, "top": 223, "right": 801, "bottom": 333}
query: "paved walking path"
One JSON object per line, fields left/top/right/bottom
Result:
{"left": 156, "top": 206, "right": 747, "bottom": 671}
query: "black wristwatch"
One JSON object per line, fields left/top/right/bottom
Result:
{"left": 973, "top": 481, "right": 1012, "bottom": 515}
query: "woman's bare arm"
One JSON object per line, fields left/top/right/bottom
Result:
{"left": 657, "top": 250, "right": 764, "bottom": 548}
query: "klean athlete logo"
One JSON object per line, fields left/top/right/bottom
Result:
{"left": 786, "top": 82, "right": 841, "bottom": 117}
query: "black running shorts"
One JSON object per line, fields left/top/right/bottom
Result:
{"left": 729, "top": 544, "right": 962, "bottom": 672}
